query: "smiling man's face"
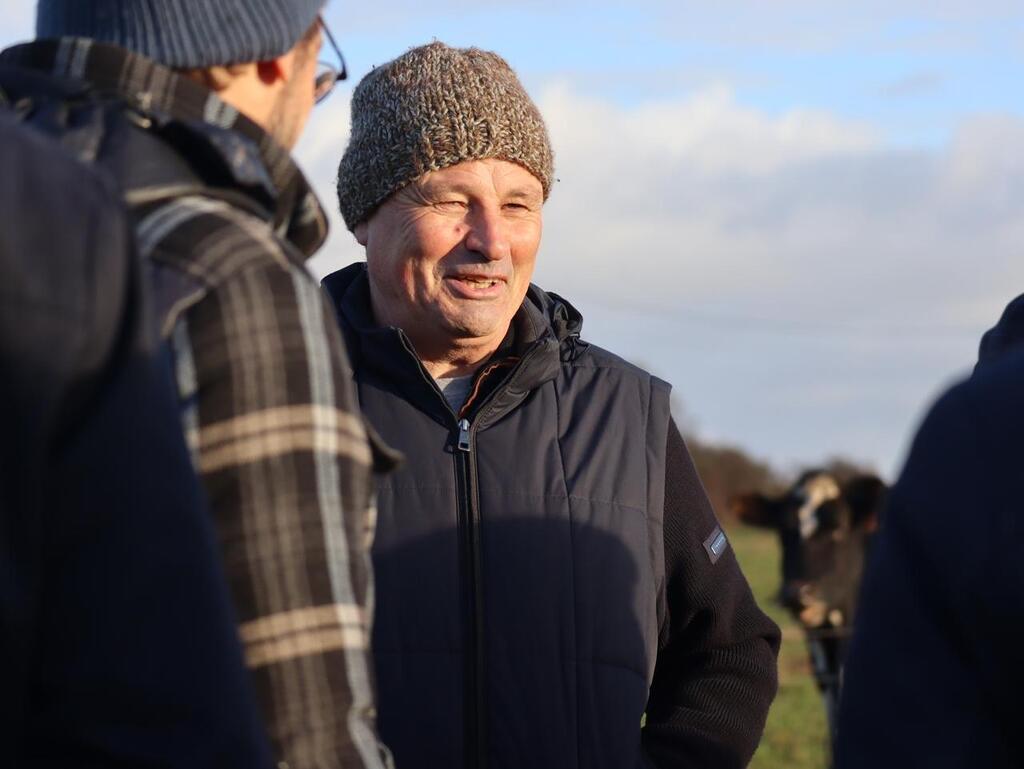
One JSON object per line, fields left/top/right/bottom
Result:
{"left": 357, "top": 158, "right": 544, "bottom": 363}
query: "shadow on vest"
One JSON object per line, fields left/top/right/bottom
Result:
{"left": 371, "top": 518, "right": 651, "bottom": 769}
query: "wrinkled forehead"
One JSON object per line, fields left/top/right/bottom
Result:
{"left": 410, "top": 158, "right": 547, "bottom": 200}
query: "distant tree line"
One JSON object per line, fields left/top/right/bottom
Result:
{"left": 672, "top": 399, "right": 877, "bottom": 520}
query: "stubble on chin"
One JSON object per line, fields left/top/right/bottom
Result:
{"left": 266, "top": 82, "right": 306, "bottom": 150}
{"left": 438, "top": 295, "right": 517, "bottom": 341}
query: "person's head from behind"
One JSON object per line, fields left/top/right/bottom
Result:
{"left": 337, "top": 42, "right": 554, "bottom": 372}
{"left": 35, "top": 0, "right": 342, "bottom": 149}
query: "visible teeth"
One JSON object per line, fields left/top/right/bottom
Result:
{"left": 462, "top": 278, "right": 496, "bottom": 287}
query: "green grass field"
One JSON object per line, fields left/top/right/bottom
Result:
{"left": 726, "top": 523, "right": 829, "bottom": 769}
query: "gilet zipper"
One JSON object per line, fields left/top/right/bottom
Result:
{"left": 451, "top": 340, "right": 547, "bottom": 769}
{"left": 393, "top": 328, "right": 548, "bottom": 769}
{"left": 455, "top": 417, "right": 486, "bottom": 769}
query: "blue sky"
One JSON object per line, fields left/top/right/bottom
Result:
{"left": 4, "top": 2, "right": 1023, "bottom": 479}
{"left": 329, "top": 2, "right": 1024, "bottom": 145}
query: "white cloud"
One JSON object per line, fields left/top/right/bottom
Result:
{"left": 543, "top": 82, "right": 879, "bottom": 176}
{"left": 533, "top": 82, "right": 1024, "bottom": 328}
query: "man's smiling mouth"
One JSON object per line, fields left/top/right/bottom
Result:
{"left": 444, "top": 274, "right": 508, "bottom": 297}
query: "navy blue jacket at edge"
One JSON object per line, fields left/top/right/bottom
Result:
{"left": 325, "top": 263, "right": 780, "bottom": 769}
{"left": 0, "top": 111, "right": 272, "bottom": 768}
{"left": 837, "top": 298, "right": 1024, "bottom": 768}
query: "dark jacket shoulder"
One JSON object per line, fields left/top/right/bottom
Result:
{"left": 0, "top": 111, "right": 131, "bottom": 416}
{"left": 0, "top": 110, "right": 273, "bottom": 769}
{"left": 838, "top": 347, "right": 1024, "bottom": 769}
{"left": 976, "top": 293, "right": 1024, "bottom": 373}
{"left": 570, "top": 339, "right": 672, "bottom": 392}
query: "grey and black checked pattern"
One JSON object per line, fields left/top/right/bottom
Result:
{"left": 1, "top": 39, "right": 390, "bottom": 769}
{"left": 153, "top": 205, "right": 384, "bottom": 768}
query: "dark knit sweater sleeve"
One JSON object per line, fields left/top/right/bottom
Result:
{"left": 642, "top": 418, "right": 781, "bottom": 768}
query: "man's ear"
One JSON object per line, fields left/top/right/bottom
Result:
{"left": 255, "top": 57, "right": 289, "bottom": 86}
{"left": 180, "top": 63, "right": 249, "bottom": 93}
{"left": 354, "top": 221, "right": 369, "bottom": 246}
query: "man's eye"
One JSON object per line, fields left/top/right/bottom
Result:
{"left": 435, "top": 200, "right": 467, "bottom": 209}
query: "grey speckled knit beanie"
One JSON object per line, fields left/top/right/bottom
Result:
{"left": 337, "top": 41, "right": 554, "bottom": 230}
{"left": 36, "top": 0, "right": 325, "bottom": 69}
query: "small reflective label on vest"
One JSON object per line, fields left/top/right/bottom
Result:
{"left": 703, "top": 526, "right": 729, "bottom": 564}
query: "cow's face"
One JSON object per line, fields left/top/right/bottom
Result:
{"left": 789, "top": 473, "right": 843, "bottom": 541}
{"left": 735, "top": 470, "right": 886, "bottom": 630}
{"left": 776, "top": 472, "right": 852, "bottom": 627}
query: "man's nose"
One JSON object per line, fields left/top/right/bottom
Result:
{"left": 464, "top": 205, "right": 511, "bottom": 262}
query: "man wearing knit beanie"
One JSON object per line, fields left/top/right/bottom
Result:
{"left": 324, "top": 42, "right": 780, "bottom": 769}
{"left": 1, "top": 4, "right": 391, "bottom": 769}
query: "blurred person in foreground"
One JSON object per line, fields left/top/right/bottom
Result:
{"left": 976, "top": 292, "right": 1024, "bottom": 372}
{"left": 323, "top": 42, "right": 780, "bottom": 769}
{"left": 0, "top": 113, "right": 271, "bottom": 767}
{"left": 837, "top": 325, "right": 1024, "bottom": 766}
{"left": 0, "top": 2, "right": 393, "bottom": 766}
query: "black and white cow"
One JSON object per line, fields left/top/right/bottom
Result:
{"left": 731, "top": 469, "right": 887, "bottom": 761}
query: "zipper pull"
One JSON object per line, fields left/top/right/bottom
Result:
{"left": 457, "top": 418, "right": 472, "bottom": 452}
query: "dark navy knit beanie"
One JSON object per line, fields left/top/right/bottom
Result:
{"left": 36, "top": 0, "right": 326, "bottom": 68}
